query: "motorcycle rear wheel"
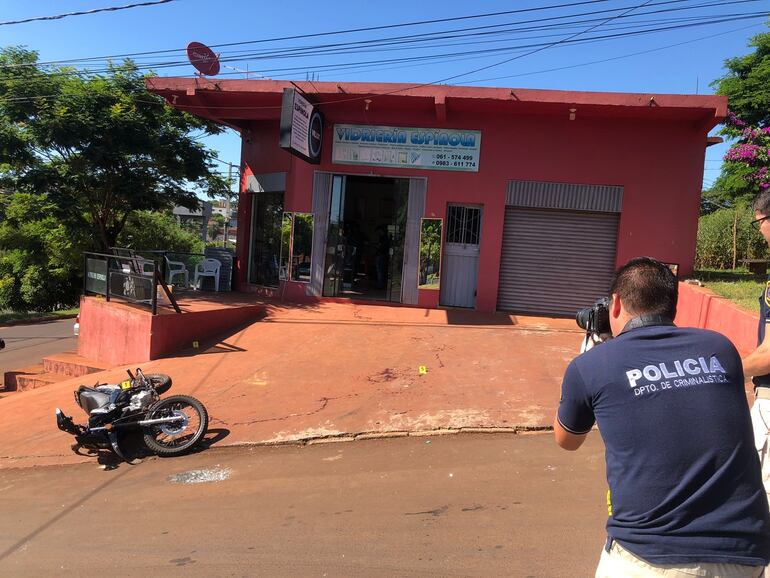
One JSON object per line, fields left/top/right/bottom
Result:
{"left": 144, "top": 373, "right": 172, "bottom": 395}
{"left": 142, "top": 395, "right": 208, "bottom": 456}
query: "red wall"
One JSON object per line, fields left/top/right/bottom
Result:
{"left": 675, "top": 282, "right": 759, "bottom": 356}
{"left": 239, "top": 106, "right": 710, "bottom": 312}
{"left": 78, "top": 296, "right": 154, "bottom": 365}
{"left": 78, "top": 296, "right": 266, "bottom": 365}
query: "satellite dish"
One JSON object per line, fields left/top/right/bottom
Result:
{"left": 186, "top": 41, "right": 220, "bottom": 76}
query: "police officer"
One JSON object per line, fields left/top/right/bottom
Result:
{"left": 742, "top": 190, "right": 770, "bottom": 545}
{"left": 555, "top": 257, "right": 770, "bottom": 578}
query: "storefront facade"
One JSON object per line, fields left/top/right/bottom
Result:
{"left": 148, "top": 79, "right": 726, "bottom": 316}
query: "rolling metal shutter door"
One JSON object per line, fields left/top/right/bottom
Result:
{"left": 497, "top": 207, "right": 619, "bottom": 316}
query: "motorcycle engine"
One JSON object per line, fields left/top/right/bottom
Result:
{"left": 127, "top": 390, "right": 155, "bottom": 412}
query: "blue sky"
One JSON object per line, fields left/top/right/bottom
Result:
{"left": 3, "top": 0, "right": 770, "bottom": 190}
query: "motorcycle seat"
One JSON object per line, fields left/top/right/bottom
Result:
{"left": 76, "top": 385, "right": 122, "bottom": 414}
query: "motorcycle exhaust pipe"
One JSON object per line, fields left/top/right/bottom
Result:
{"left": 89, "top": 415, "right": 183, "bottom": 432}
{"left": 137, "top": 416, "right": 185, "bottom": 427}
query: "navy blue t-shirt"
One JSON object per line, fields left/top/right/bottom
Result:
{"left": 754, "top": 278, "right": 770, "bottom": 387}
{"left": 558, "top": 324, "right": 770, "bottom": 565}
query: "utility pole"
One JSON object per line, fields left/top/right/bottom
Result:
{"left": 225, "top": 163, "right": 232, "bottom": 248}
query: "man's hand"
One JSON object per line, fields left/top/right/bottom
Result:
{"left": 553, "top": 415, "right": 588, "bottom": 451}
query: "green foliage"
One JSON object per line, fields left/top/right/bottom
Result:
{"left": 208, "top": 213, "right": 226, "bottom": 241}
{"left": 692, "top": 269, "right": 763, "bottom": 313}
{"left": 419, "top": 219, "right": 442, "bottom": 288}
{"left": 714, "top": 29, "right": 770, "bottom": 133}
{"left": 0, "top": 46, "right": 229, "bottom": 311}
{"left": 0, "top": 46, "right": 229, "bottom": 251}
{"left": 695, "top": 205, "right": 767, "bottom": 269}
{"left": 117, "top": 210, "right": 204, "bottom": 255}
{"left": 712, "top": 26, "right": 770, "bottom": 201}
{"left": 0, "top": 192, "right": 87, "bottom": 311}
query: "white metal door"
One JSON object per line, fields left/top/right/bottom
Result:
{"left": 440, "top": 205, "right": 482, "bottom": 308}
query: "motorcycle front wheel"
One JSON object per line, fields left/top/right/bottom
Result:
{"left": 144, "top": 373, "right": 172, "bottom": 395}
{"left": 142, "top": 395, "right": 208, "bottom": 456}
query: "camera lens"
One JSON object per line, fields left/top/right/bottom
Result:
{"left": 576, "top": 307, "right": 591, "bottom": 331}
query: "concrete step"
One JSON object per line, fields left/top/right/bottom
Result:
{"left": 15, "top": 371, "right": 72, "bottom": 392}
{"left": 3, "top": 363, "right": 45, "bottom": 392}
{"left": 2, "top": 352, "right": 108, "bottom": 394}
{"left": 42, "top": 351, "right": 110, "bottom": 377}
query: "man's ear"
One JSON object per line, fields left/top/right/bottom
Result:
{"left": 611, "top": 294, "right": 622, "bottom": 318}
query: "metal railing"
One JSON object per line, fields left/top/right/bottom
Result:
{"left": 83, "top": 250, "right": 181, "bottom": 315}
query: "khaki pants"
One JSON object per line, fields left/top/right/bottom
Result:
{"left": 595, "top": 542, "right": 763, "bottom": 578}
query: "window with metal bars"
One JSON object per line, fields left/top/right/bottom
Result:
{"left": 446, "top": 206, "right": 481, "bottom": 245}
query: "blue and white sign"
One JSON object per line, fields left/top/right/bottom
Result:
{"left": 332, "top": 124, "right": 481, "bottom": 172}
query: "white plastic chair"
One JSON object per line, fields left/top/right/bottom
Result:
{"left": 194, "top": 258, "right": 221, "bottom": 291}
{"left": 118, "top": 256, "right": 154, "bottom": 278}
{"left": 165, "top": 256, "right": 189, "bottom": 288}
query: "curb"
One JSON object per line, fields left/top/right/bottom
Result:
{"left": 219, "top": 426, "right": 553, "bottom": 450}
{"left": 0, "top": 427, "right": 556, "bottom": 471}
{"left": 0, "top": 314, "right": 78, "bottom": 328}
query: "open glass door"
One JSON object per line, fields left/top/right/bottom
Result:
{"left": 322, "top": 174, "right": 408, "bottom": 303}
{"left": 322, "top": 175, "right": 346, "bottom": 297}
{"left": 387, "top": 179, "right": 409, "bottom": 302}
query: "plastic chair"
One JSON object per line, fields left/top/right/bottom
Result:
{"left": 194, "top": 258, "right": 221, "bottom": 291}
{"left": 165, "top": 256, "right": 189, "bottom": 288}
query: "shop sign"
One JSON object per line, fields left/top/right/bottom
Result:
{"left": 279, "top": 88, "right": 323, "bottom": 164}
{"left": 85, "top": 258, "right": 108, "bottom": 295}
{"left": 332, "top": 124, "right": 481, "bottom": 172}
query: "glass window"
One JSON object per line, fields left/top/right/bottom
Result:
{"left": 248, "top": 191, "right": 284, "bottom": 287}
{"left": 291, "top": 213, "right": 314, "bottom": 283}
{"left": 446, "top": 205, "right": 481, "bottom": 245}
{"left": 279, "top": 212, "right": 314, "bottom": 283}
{"left": 419, "top": 219, "right": 442, "bottom": 290}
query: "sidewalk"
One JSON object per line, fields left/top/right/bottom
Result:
{"left": 0, "top": 301, "right": 583, "bottom": 469}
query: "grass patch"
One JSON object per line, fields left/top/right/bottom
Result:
{"left": 0, "top": 307, "right": 79, "bottom": 325}
{"left": 694, "top": 268, "right": 764, "bottom": 313}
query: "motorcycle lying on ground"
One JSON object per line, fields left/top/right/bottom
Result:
{"left": 56, "top": 368, "right": 208, "bottom": 462}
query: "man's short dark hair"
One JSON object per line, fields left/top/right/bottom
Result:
{"left": 609, "top": 257, "right": 678, "bottom": 319}
{"left": 753, "top": 191, "right": 770, "bottom": 215}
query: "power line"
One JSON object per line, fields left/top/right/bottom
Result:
{"left": 0, "top": 6, "right": 763, "bottom": 84}
{"left": 142, "top": 12, "right": 770, "bottom": 82}
{"left": 0, "top": 11, "right": 759, "bottom": 110}
{"left": 0, "top": 0, "right": 177, "bottom": 27}
{"left": 4, "top": 0, "right": 616, "bottom": 67}
{"left": 464, "top": 20, "right": 763, "bottom": 85}
{"left": 1, "top": 2, "right": 766, "bottom": 113}
{"left": 0, "top": 12, "right": 759, "bottom": 111}
{"left": 150, "top": 0, "right": 671, "bottom": 111}
{"left": 0, "top": 0, "right": 743, "bottom": 70}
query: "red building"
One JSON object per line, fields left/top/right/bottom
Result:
{"left": 148, "top": 79, "right": 726, "bottom": 316}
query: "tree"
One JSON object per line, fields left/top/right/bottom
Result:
{"left": 712, "top": 27, "right": 770, "bottom": 202}
{"left": 0, "top": 47, "right": 229, "bottom": 251}
{"left": 208, "top": 213, "right": 226, "bottom": 242}
{"left": 117, "top": 210, "right": 204, "bottom": 255}
{"left": 0, "top": 192, "right": 87, "bottom": 310}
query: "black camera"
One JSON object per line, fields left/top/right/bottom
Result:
{"left": 576, "top": 297, "right": 611, "bottom": 336}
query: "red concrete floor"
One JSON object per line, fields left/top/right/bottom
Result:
{"left": 0, "top": 301, "right": 583, "bottom": 469}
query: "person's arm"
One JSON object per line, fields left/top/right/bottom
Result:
{"left": 743, "top": 320, "right": 770, "bottom": 378}
{"left": 554, "top": 361, "right": 595, "bottom": 451}
{"left": 553, "top": 415, "right": 588, "bottom": 451}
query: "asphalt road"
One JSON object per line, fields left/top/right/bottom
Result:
{"left": 0, "top": 318, "right": 77, "bottom": 373}
{"left": 0, "top": 433, "right": 608, "bottom": 577}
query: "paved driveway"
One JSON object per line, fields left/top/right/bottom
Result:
{"left": 0, "top": 302, "right": 583, "bottom": 468}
